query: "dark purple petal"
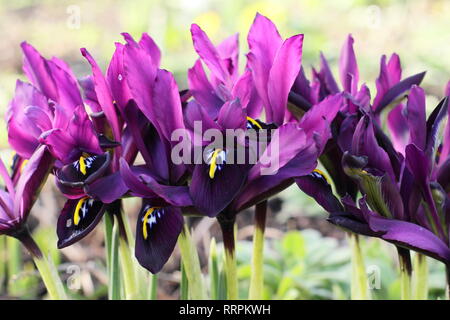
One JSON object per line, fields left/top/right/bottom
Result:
{"left": 375, "top": 71, "right": 426, "bottom": 114}
{"left": 405, "top": 86, "right": 426, "bottom": 150}
{"left": 57, "top": 198, "right": 106, "bottom": 248}
{"left": 151, "top": 69, "right": 185, "bottom": 142}
{"left": 373, "top": 54, "right": 401, "bottom": 111}
{"left": 366, "top": 214, "right": 450, "bottom": 263}
{"left": 85, "top": 172, "right": 128, "bottom": 204}
{"left": 296, "top": 170, "right": 343, "bottom": 213}
{"left": 135, "top": 204, "right": 183, "bottom": 273}
{"left": 190, "top": 153, "right": 251, "bottom": 216}
{"left": 233, "top": 142, "right": 319, "bottom": 212}
{"left": 387, "top": 104, "right": 408, "bottom": 154}
{"left": 13, "top": 145, "right": 54, "bottom": 220}
{"left": 106, "top": 42, "right": 131, "bottom": 111}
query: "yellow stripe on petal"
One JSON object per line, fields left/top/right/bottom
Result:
{"left": 74, "top": 197, "right": 88, "bottom": 226}
{"left": 313, "top": 169, "right": 330, "bottom": 184}
{"left": 209, "top": 149, "right": 223, "bottom": 179}
{"left": 142, "top": 207, "right": 155, "bottom": 240}
{"left": 79, "top": 156, "right": 87, "bottom": 175}
{"left": 19, "top": 159, "right": 29, "bottom": 173}
{"left": 246, "top": 116, "right": 263, "bottom": 129}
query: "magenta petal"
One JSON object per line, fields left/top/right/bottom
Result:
{"left": 188, "top": 60, "right": 223, "bottom": 119}
{"left": 151, "top": 69, "right": 185, "bottom": 142}
{"left": 139, "top": 33, "right": 161, "bottom": 67}
{"left": 339, "top": 34, "right": 359, "bottom": 94}
{"left": 47, "top": 59, "right": 82, "bottom": 111}
{"left": 268, "top": 34, "right": 304, "bottom": 125}
{"left": 191, "top": 24, "right": 228, "bottom": 84}
{"left": 248, "top": 123, "right": 307, "bottom": 180}
{"left": 81, "top": 48, "right": 121, "bottom": 141}
{"left": 106, "top": 43, "right": 131, "bottom": 111}
{"left": 247, "top": 13, "right": 283, "bottom": 115}
{"left": 20, "top": 42, "right": 58, "bottom": 101}
{"left": 405, "top": 86, "right": 426, "bottom": 150}
{"left": 217, "top": 99, "right": 246, "bottom": 130}
{"left": 67, "top": 106, "right": 102, "bottom": 155}
{"left": 387, "top": 104, "right": 409, "bottom": 154}
{"left": 13, "top": 145, "right": 54, "bottom": 220}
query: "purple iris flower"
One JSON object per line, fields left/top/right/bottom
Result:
{"left": 184, "top": 13, "right": 342, "bottom": 219}
{"left": 0, "top": 145, "right": 53, "bottom": 246}
{"left": 53, "top": 33, "right": 160, "bottom": 248}
{"left": 116, "top": 60, "right": 191, "bottom": 273}
{"left": 301, "top": 82, "right": 450, "bottom": 264}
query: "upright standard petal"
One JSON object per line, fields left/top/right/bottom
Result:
{"left": 191, "top": 24, "right": 229, "bottom": 84}
{"left": 267, "top": 34, "right": 304, "bottom": 125}
{"left": 339, "top": 35, "right": 359, "bottom": 94}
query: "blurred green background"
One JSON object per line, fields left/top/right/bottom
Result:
{"left": 0, "top": 0, "right": 449, "bottom": 299}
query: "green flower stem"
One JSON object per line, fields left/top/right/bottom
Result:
{"left": 218, "top": 213, "right": 238, "bottom": 300}
{"left": 119, "top": 237, "right": 139, "bottom": 299}
{"left": 413, "top": 253, "right": 428, "bottom": 300}
{"left": 148, "top": 273, "right": 158, "bottom": 300}
{"left": 105, "top": 214, "right": 121, "bottom": 300}
{"left": 116, "top": 204, "right": 139, "bottom": 300}
{"left": 178, "top": 223, "right": 206, "bottom": 299}
{"left": 397, "top": 247, "right": 412, "bottom": 300}
{"left": 446, "top": 264, "right": 450, "bottom": 300}
{"left": 209, "top": 238, "right": 219, "bottom": 300}
{"left": 180, "top": 262, "right": 189, "bottom": 299}
{"left": 349, "top": 233, "right": 368, "bottom": 299}
{"left": 6, "top": 236, "right": 22, "bottom": 296}
{"left": 249, "top": 201, "right": 267, "bottom": 300}
{"left": 18, "top": 229, "right": 67, "bottom": 300}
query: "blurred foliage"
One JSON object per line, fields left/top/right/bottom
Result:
{"left": 231, "top": 230, "right": 447, "bottom": 300}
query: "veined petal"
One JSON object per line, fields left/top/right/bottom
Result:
{"left": 81, "top": 48, "right": 121, "bottom": 141}
{"left": 339, "top": 35, "right": 359, "bottom": 94}
{"left": 217, "top": 99, "right": 246, "bottom": 130}
{"left": 267, "top": 34, "right": 304, "bottom": 125}
{"left": 405, "top": 86, "right": 426, "bottom": 150}
{"left": 57, "top": 198, "right": 106, "bottom": 248}
{"left": 135, "top": 204, "right": 183, "bottom": 273}
{"left": 13, "top": 145, "right": 54, "bottom": 220}
{"left": 151, "top": 69, "right": 185, "bottom": 142}
{"left": 84, "top": 172, "right": 128, "bottom": 204}
{"left": 20, "top": 42, "right": 58, "bottom": 102}
{"left": 187, "top": 59, "right": 222, "bottom": 119}
{"left": 296, "top": 170, "right": 343, "bottom": 213}
{"left": 191, "top": 24, "right": 229, "bottom": 84}
{"left": 387, "top": 104, "right": 408, "bottom": 154}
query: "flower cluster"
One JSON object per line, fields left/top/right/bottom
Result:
{"left": 3, "top": 12, "right": 449, "bottom": 287}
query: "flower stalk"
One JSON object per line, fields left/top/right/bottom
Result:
{"left": 249, "top": 201, "right": 267, "bottom": 300}
{"left": 349, "top": 233, "right": 368, "bottom": 299}
{"left": 218, "top": 212, "right": 238, "bottom": 300}
{"left": 178, "top": 223, "right": 206, "bottom": 299}
{"left": 397, "top": 247, "right": 412, "bottom": 300}
{"left": 413, "top": 253, "right": 428, "bottom": 300}
{"left": 17, "top": 228, "right": 67, "bottom": 300}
